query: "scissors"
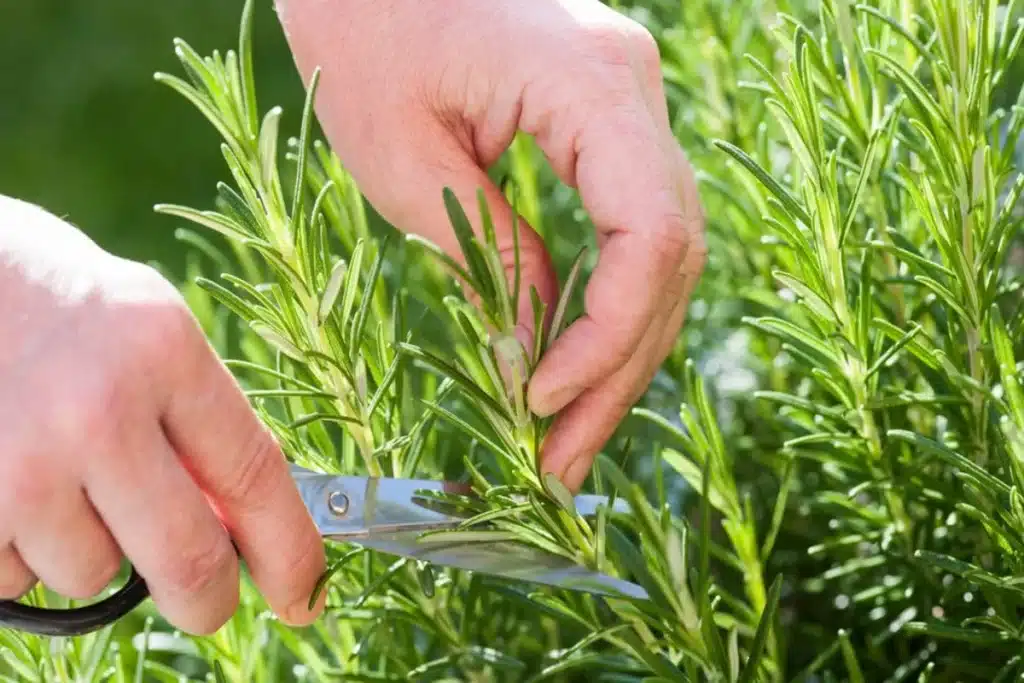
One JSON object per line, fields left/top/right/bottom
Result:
{"left": 0, "top": 463, "right": 648, "bottom": 637}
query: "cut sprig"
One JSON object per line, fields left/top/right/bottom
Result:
{"left": 403, "top": 185, "right": 588, "bottom": 487}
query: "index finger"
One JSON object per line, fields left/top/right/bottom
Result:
{"left": 161, "top": 320, "right": 326, "bottom": 626}
{"left": 526, "top": 102, "right": 701, "bottom": 417}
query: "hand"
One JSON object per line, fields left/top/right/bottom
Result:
{"left": 276, "top": 0, "right": 706, "bottom": 490}
{"left": 0, "top": 196, "right": 326, "bottom": 634}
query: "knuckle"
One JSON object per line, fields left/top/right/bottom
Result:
{"left": 580, "top": 16, "right": 661, "bottom": 72}
{"left": 221, "top": 426, "right": 283, "bottom": 507}
{"left": 128, "top": 300, "right": 197, "bottom": 367}
{"left": 650, "top": 212, "right": 692, "bottom": 265}
{"left": 8, "top": 456, "right": 56, "bottom": 511}
{"left": 567, "top": 20, "right": 657, "bottom": 127}
{"left": 114, "top": 263, "right": 199, "bottom": 366}
{"left": 686, "top": 198, "right": 708, "bottom": 237}
{"left": 581, "top": 22, "right": 634, "bottom": 67}
{"left": 0, "top": 550, "right": 35, "bottom": 600}
{"left": 675, "top": 210, "right": 709, "bottom": 272}
{"left": 688, "top": 232, "right": 709, "bottom": 270}
{"left": 600, "top": 333, "right": 635, "bottom": 368}
{"left": 51, "top": 374, "right": 128, "bottom": 447}
{"left": 71, "top": 549, "right": 122, "bottom": 600}
{"left": 625, "top": 22, "right": 661, "bottom": 69}
{"left": 0, "top": 572, "right": 35, "bottom": 601}
{"left": 165, "top": 534, "right": 235, "bottom": 597}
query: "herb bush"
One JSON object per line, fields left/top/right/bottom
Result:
{"left": 3, "top": 0, "right": 1024, "bottom": 680}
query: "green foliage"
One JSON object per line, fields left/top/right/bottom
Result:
{"left": 3, "top": 0, "right": 1024, "bottom": 681}
{"left": 0, "top": 0, "right": 309, "bottom": 275}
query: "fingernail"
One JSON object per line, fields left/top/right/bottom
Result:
{"left": 537, "top": 428, "right": 573, "bottom": 484}
{"left": 537, "top": 434, "right": 555, "bottom": 473}
{"left": 562, "top": 456, "right": 592, "bottom": 494}
{"left": 285, "top": 592, "right": 324, "bottom": 627}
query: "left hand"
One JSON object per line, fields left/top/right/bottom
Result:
{"left": 275, "top": 0, "right": 706, "bottom": 491}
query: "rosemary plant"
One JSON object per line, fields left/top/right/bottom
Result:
{"left": 3, "top": 0, "right": 1023, "bottom": 681}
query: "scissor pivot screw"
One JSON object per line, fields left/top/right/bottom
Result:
{"left": 328, "top": 491, "right": 350, "bottom": 517}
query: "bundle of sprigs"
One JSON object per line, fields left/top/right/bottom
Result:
{"left": 3, "top": 0, "right": 1024, "bottom": 681}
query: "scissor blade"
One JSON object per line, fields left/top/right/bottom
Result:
{"left": 291, "top": 464, "right": 474, "bottom": 538}
{"left": 352, "top": 529, "right": 649, "bottom": 601}
{"left": 290, "top": 464, "right": 633, "bottom": 538}
{"left": 574, "top": 494, "right": 630, "bottom": 516}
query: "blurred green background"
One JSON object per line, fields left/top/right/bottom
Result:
{"left": 0, "top": 0, "right": 305, "bottom": 279}
{"left": 4, "top": 0, "right": 1021, "bottom": 287}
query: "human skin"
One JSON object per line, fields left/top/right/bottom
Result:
{"left": 0, "top": 0, "right": 704, "bottom": 636}
{"left": 276, "top": 0, "right": 707, "bottom": 491}
{"left": 0, "top": 195, "right": 328, "bottom": 635}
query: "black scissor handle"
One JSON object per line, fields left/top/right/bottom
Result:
{"left": 0, "top": 566, "right": 150, "bottom": 637}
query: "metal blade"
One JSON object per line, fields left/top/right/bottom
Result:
{"left": 349, "top": 529, "right": 650, "bottom": 601}
{"left": 573, "top": 494, "right": 631, "bottom": 516}
{"left": 290, "top": 463, "right": 632, "bottom": 535}
{"left": 290, "top": 464, "right": 473, "bottom": 538}
{"left": 290, "top": 464, "right": 647, "bottom": 600}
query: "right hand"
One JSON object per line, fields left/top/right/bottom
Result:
{"left": 0, "top": 196, "right": 326, "bottom": 634}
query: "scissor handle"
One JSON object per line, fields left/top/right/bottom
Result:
{"left": 0, "top": 566, "right": 149, "bottom": 637}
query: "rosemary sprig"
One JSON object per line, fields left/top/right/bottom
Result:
{"left": 8, "top": 0, "right": 1024, "bottom": 681}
